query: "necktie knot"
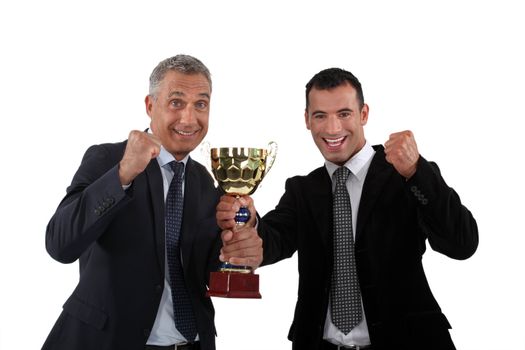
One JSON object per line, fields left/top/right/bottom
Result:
{"left": 334, "top": 166, "right": 351, "bottom": 185}
{"left": 170, "top": 161, "right": 185, "bottom": 182}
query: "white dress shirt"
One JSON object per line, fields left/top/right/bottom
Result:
{"left": 323, "top": 141, "right": 375, "bottom": 347}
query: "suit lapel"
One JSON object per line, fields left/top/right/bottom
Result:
{"left": 180, "top": 158, "right": 200, "bottom": 273}
{"left": 144, "top": 158, "right": 166, "bottom": 274}
{"left": 356, "top": 145, "right": 394, "bottom": 241}
{"left": 307, "top": 167, "right": 333, "bottom": 250}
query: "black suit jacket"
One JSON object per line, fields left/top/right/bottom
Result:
{"left": 259, "top": 145, "right": 478, "bottom": 350}
{"left": 43, "top": 141, "right": 222, "bottom": 350}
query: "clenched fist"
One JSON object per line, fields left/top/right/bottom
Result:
{"left": 384, "top": 130, "right": 420, "bottom": 179}
{"left": 118, "top": 130, "right": 162, "bottom": 185}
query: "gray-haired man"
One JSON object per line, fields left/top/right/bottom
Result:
{"left": 43, "top": 55, "right": 262, "bottom": 350}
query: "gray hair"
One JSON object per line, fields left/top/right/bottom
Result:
{"left": 148, "top": 54, "right": 212, "bottom": 97}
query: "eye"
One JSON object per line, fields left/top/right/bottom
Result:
{"left": 339, "top": 112, "right": 351, "bottom": 118}
{"left": 313, "top": 113, "right": 326, "bottom": 119}
{"left": 170, "top": 99, "right": 184, "bottom": 108}
{"left": 195, "top": 100, "right": 208, "bottom": 110}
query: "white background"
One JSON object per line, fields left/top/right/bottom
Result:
{"left": 1, "top": 1, "right": 524, "bottom": 349}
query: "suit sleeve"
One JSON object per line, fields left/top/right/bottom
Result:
{"left": 46, "top": 144, "right": 130, "bottom": 263}
{"left": 407, "top": 156, "right": 479, "bottom": 260}
{"left": 259, "top": 178, "right": 300, "bottom": 266}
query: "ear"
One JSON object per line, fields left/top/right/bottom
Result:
{"left": 145, "top": 95, "right": 154, "bottom": 118}
{"left": 360, "top": 103, "right": 369, "bottom": 126}
{"left": 304, "top": 109, "right": 311, "bottom": 130}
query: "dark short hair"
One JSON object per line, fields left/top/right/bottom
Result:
{"left": 305, "top": 68, "right": 364, "bottom": 109}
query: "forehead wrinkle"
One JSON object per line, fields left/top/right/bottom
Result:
{"left": 166, "top": 91, "right": 210, "bottom": 100}
{"left": 167, "top": 91, "right": 184, "bottom": 99}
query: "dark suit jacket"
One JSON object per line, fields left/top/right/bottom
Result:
{"left": 43, "top": 141, "right": 222, "bottom": 350}
{"left": 258, "top": 145, "right": 478, "bottom": 350}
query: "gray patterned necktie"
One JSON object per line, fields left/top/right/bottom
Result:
{"left": 331, "top": 166, "right": 362, "bottom": 334}
{"left": 166, "top": 161, "right": 197, "bottom": 341}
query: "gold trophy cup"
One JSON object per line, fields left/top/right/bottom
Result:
{"left": 206, "top": 142, "right": 277, "bottom": 298}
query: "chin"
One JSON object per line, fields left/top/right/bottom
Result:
{"left": 324, "top": 153, "right": 349, "bottom": 166}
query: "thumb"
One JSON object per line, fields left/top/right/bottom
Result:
{"left": 221, "top": 230, "right": 234, "bottom": 243}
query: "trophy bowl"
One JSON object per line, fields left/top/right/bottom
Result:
{"left": 210, "top": 146, "right": 274, "bottom": 196}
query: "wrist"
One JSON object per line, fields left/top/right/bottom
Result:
{"left": 118, "top": 161, "right": 134, "bottom": 186}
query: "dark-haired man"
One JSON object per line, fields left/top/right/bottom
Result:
{"left": 217, "top": 68, "right": 478, "bottom": 349}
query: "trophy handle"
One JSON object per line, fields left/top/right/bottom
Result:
{"left": 200, "top": 141, "right": 216, "bottom": 185}
{"left": 265, "top": 141, "right": 278, "bottom": 176}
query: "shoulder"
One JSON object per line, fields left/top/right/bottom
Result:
{"left": 187, "top": 157, "right": 210, "bottom": 176}
{"left": 82, "top": 140, "right": 127, "bottom": 164}
{"left": 187, "top": 157, "right": 215, "bottom": 186}
{"left": 285, "top": 165, "right": 329, "bottom": 187}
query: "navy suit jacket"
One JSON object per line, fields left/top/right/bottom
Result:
{"left": 259, "top": 145, "right": 478, "bottom": 350}
{"left": 43, "top": 140, "right": 222, "bottom": 350}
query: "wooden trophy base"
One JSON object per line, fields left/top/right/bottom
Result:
{"left": 206, "top": 271, "right": 261, "bottom": 298}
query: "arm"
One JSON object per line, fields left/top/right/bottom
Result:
{"left": 385, "top": 130, "right": 478, "bottom": 260}
{"left": 46, "top": 131, "right": 162, "bottom": 263}
{"left": 215, "top": 187, "right": 301, "bottom": 268}
{"left": 45, "top": 144, "right": 130, "bottom": 263}
{"left": 257, "top": 180, "right": 300, "bottom": 266}
{"left": 407, "top": 157, "right": 478, "bottom": 259}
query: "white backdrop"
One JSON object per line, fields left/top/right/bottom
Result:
{"left": 1, "top": 1, "right": 524, "bottom": 349}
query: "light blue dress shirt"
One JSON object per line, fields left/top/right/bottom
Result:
{"left": 146, "top": 146, "right": 199, "bottom": 345}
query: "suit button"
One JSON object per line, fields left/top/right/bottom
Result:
{"left": 411, "top": 185, "right": 418, "bottom": 193}
{"left": 94, "top": 209, "right": 101, "bottom": 216}
{"left": 143, "top": 328, "right": 150, "bottom": 337}
{"left": 155, "top": 284, "right": 162, "bottom": 293}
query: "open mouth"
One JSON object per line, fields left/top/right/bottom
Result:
{"left": 174, "top": 129, "right": 200, "bottom": 137}
{"left": 323, "top": 136, "right": 346, "bottom": 149}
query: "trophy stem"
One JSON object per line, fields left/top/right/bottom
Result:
{"left": 218, "top": 198, "right": 251, "bottom": 273}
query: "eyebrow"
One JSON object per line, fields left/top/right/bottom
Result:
{"left": 311, "top": 108, "right": 353, "bottom": 115}
{"left": 167, "top": 91, "right": 210, "bottom": 100}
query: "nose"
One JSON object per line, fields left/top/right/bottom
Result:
{"left": 326, "top": 115, "right": 342, "bottom": 134}
{"left": 179, "top": 105, "right": 196, "bottom": 124}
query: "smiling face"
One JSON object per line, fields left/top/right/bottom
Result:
{"left": 305, "top": 82, "right": 369, "bottom": 165}
{"left": 145, "top": 70, "right": 211, "bottom": 160}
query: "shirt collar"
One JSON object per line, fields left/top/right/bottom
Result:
{"left": 147, "top": 127, "right": 189, "bottom": 169}
{"left": 156, "top": 145, "right": 189, "bottom": 169}
{"left": 325, "top": 141, "right": 375, "bottom": 181}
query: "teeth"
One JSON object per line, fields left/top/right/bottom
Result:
{"left": 325, "top": 136, "right": 345, "bottom": 144}
{"left": 176, "top": 130, "right": 196, "bottom": 136}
